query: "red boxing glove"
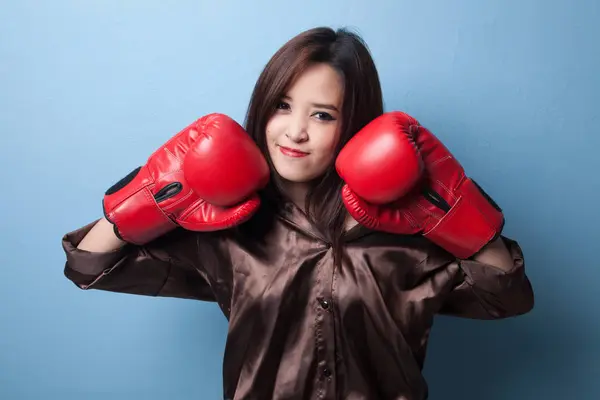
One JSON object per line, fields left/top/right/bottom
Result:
{"left": 336, "top": 111, "right": 504, "bottom": 259}
{"left": 103, "top": 113, "right": 270, "bottom": 245}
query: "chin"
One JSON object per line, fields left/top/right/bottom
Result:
{"left": 273, "top": 165, "right": 321, "bottom": 183}
{"left": 276, "top": 171, "right": 316, "bottom": 183}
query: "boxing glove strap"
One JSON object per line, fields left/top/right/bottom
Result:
{"left": 423, "top": 178, "right": 504, "bottom": 259}
{"left": 103, "top": 166, "right": 178, "bottom": 245}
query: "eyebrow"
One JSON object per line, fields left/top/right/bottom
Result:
{"left": 282, "top": 95, "right": 339, "bottom": 112}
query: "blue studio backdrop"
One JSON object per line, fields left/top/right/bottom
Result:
{"left": 1, "top": 1, "right": 598, "bottom": 399}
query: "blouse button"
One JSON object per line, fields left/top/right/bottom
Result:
{"left": 323, "top": 367, "right": 332, "bottom": 378}
{"left": 319, "top": 298, "right": 331, "bottom": 310}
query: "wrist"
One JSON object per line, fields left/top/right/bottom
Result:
{"left": 103, "top": 166, "right": 177, "bottom": 245}
{"left": 424, "top": 178, "right": 504, "bottom": 259}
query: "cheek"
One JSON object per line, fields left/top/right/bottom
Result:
{"left": 265, "top": 124, "right": 274, "bottom": 144}
{"left": 314, "top": 126, "right": 341, "bottom": 156}
{"left": 265, "top": 116, "right": 284, "bottom": 142}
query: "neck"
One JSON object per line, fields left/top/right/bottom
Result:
{"left": 275, "top": 177, "right": 358, "bottom": 232}
{"left": 279, "top": 180, "right": 311, "bottom": 210}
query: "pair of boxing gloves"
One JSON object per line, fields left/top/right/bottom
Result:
{"left": 103, "top": 112, "right": 503, "bottom": 259}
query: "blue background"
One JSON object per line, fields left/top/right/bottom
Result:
{"left": 1, "top": 0, "right": 598, "bottom": 398}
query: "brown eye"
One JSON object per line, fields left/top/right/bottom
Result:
{"left": 276, "top": 101, "right": 290, "bottom": 110}
{"left": 314, "top": 112, "right": 335, "bottom": 121}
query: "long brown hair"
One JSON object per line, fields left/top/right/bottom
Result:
{"left": 244, "top": 27, "right": 384, "bottom": 258}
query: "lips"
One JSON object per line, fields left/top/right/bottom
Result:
{"left": 278, "top": 146, "right": 309, "bottom": 158}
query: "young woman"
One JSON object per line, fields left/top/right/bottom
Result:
{"left": 62, "top": 27, "right": 534, "bottom": 400}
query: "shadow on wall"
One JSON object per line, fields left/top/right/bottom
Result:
{"left": 424, "top": 221, "right": 590, "bottom": 400}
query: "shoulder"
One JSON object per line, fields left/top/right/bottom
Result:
{"left": 352, "top": 229, "right": 456, "bottom": 269}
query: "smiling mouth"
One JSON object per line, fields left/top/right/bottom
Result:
{"left": 278, "top": 145, "right": 310, "bottom": 158}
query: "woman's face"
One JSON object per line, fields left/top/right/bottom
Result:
{"left": 265, "top": 63, "right": 344, "bottom": 183}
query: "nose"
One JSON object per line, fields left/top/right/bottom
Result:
{"left": 285, "top": 115, "right": 309, "bottom": 143}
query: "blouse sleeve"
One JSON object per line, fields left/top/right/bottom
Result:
{"left": 437, "top": 236, "right": 535, "bottom": 319}
{"left": 61, "top": 219, "right": 216, "bottom": 302}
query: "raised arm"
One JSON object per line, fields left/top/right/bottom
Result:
{"left": 62, "top": 113, "right": 269, "bottom": 301}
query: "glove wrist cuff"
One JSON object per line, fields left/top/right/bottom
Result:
{"left": 424, "top": 179, "right": 504, "bottom": 258}
{"left": 103, "top": 166, "right": 177, "bottom": 245}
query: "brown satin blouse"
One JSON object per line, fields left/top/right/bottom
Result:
{"left": 61, "top": 203, "right": 534, "bottom": 400}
